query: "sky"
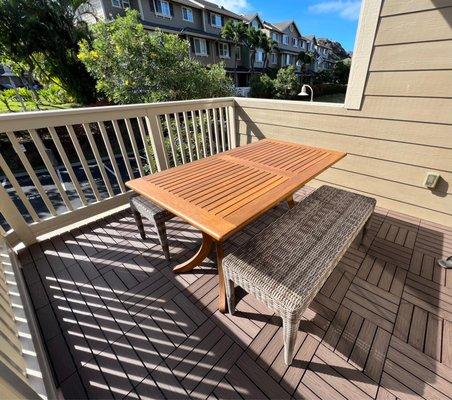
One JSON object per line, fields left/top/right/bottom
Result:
{"left": 208, "top": 0, "right": 362, "bottom": 51}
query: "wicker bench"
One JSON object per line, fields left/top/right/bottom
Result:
{"left": 130, "top": 196, "right": 175, "bottom": 260}
{"left": 223, "top": 185, "right": 376, "bottom": 365}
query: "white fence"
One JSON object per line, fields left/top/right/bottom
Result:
{"left": 0, "top": 98, "right": 236, "bottom": 247}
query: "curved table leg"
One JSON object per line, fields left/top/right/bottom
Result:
{"left": 172, "top": 232, "right": 213, "bottom": 273}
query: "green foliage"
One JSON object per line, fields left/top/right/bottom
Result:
{"left": 273, "top": 66, "right": 300, "bottom": 99}
{"left": 220, "top": 20, "right": 248, "bottom": 85}
{"left": 79, "top": 10, "right": 234, "bottom": 104}
{"left": 332, "top": 58, "right": 351, "bottom": 84}
{"left": 249, "top": 74, "right": 275, "bottom": 99}
{"left": 0, "top": 0, "right": 97, "bottom": 104}
{"left": 39, "top": 84, "right": 73, "bottom": 104}
{"left": 313, "top": 69, "right": 334, "bottom": 84}
{"left": 0, "top": 89, "right": 17, "bottom": 111}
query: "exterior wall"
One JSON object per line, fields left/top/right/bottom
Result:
{"left": 235, "top": 1, "right": 452, "bottom": 226}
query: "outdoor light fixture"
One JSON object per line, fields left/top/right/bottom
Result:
{"left": 298, "top": 84, "right": 313, "bottom": 102}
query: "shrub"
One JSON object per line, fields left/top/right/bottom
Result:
{"left": 274, "top": 66, "right": 300, "bottom": 99}
{"left": 249, "top": 74, "right": 275, "bottom": 98}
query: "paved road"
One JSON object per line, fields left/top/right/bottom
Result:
{"left": 1, "top": 154, "right": 144, "bottom": 230}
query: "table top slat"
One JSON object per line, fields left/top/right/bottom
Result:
{"left": 126, "top": 139, "right": 346, "bottom": 241}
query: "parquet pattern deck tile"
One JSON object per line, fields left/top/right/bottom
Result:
{"left": 19, "top": 187, "right": 452, "bottom": 399}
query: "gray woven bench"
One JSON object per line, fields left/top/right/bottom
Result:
{"left": 223, "top": 185, "right": 376, "bottom": 365}
{"left": 130, "top": 196, "right": 175, "bottom": 260}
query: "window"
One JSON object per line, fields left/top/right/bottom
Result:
{"left": 251, "top": 20, "right": 259, "bottom": 29}
{"left": 236, "top": 46, "right": 241, "bottom": 61}
{"left": 292, "top": 38, "right": 298, "bottom": 47}
{"left": 111, "top": 0, "right": 121, "bottom": 7}
{"left": 193, "top": 38, "right": 208, "bottom": 56}
{"left": 283, "top": 35, "right": 289, "bottom": 45}
{"left": 182, "top": 6, "right": 193, "bottom": 22}
{"left": 271, "top": 32, "right": 279, "bottom": 42}
{"left": 271, "top": 53, "right": 277, "bottom": 64}
{"left": 256, "top": 50, "right": 264, "bottom": 63}
{"left": 284, "top": 54, "right": 291, "bottom": 66}
{"left": 155, "top": 0, "right": 171, "bottom": 17}
{"left": 210, "top": 13, "right": 222, "bottom": 28}
{"left": 219, "top": 43, "right": 230, "bottom": 58}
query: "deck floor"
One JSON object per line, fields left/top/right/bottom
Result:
{"left": 19, "top": 188, "right": 452, "bottom": 400}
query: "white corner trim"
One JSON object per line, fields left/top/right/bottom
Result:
{"left": 344, "top": 0, "right": 383, "bottom": 110}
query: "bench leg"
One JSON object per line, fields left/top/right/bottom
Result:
{"left": 154, "top": 219, "right": 171, "bottom": 261}
{"left": 225, "top": 279, "right": 236, "bottom": 315}
{"left": 282, "top": 316, "right": 301, "bottom": 366}
{"left": 130, "top": 202, "right": 146, "bottom": 240}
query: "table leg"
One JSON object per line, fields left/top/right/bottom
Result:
{"left": 286, "top": 195, "right": 295, "bottom": 209}
{"left": 216, "top": 242, "right": 227, "bottom": 313}
{"left": 172, "top": 232, "right": 213, "bottom": 273}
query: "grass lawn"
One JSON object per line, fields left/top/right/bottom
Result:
{"left": 0, "top": 101, "right": 79, "bottom": 113}
{"left": 314, "top": 92, "right": 346, "bottom": 103}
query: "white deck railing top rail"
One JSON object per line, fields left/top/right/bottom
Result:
{"left": 0, "top": 98, "right": 236, "bottom": 248}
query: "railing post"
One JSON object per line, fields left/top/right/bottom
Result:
{"left": 228, "top": 102, "right": 238, "bottom": 149}
{"left": 0, "top": 184, "right": 36, "bottom": 246}
{"left": 145, "top": 112, "right": 169, "bottom": 172}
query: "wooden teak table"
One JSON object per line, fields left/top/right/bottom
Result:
{"left": 126, "top": 139, "right": 346, "bottom": 312}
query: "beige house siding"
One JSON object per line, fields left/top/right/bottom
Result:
{"left": 235, "top": 1, "right": 452, "bottom": 226}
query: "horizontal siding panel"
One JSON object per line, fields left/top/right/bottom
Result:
{"left": 365, "top": 71, "right": 452, "bottom": 98}
{"left": 376, "top": 8, "right": 452, "bottom": 45}
{"left": 237, "top": 120, "right": 452, "bottom": 172}
{"left": 360, "top": 96, "right": 452, "bottom": 124}
{"left": 381, "top": 0, "right": 452, "bottom": 16}
{"left": 237, "top": 106, "right": 452, "bottom": 148}
{"left": 370, "top": 41, "right": 452, "bottom": 71}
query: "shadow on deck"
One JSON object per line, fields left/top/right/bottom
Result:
{"left": 18, "top": 188, "right": 452, "bottom": 399}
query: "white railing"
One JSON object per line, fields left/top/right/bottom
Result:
{"left": 0, "top": 97, "right": 236, "bottom": 247}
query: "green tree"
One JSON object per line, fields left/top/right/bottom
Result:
{"left": 220, "top": 20, "right": 248, "bottom": 86}
{"left": 273, "top": 66, "right": 300, "bottom": 99}
{"left": 78, "top": 10, "right": 233, "bottom": 104}
{"left": 0, "top": 0, "right": 97, "bottom": 104}
{"left": 249, "top": 74, "right": 275, "bottom": 98}
{"left": 261, "top": 36, "right": 278, "bottom": 70}
{"left": 247, "top": 27, "right": 266, "bottom": 74}
{"left": 333, "top": 58, "right": 351, "bottom": 84}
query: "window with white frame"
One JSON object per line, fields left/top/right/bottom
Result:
{"left": 155, "top": 0, "right": 171, "bottom": 17}
{"left": 210, "top": 13, "right": 223, "bottom": 28}
{"left": 271, "top": 32, "right": 279, "bottom": 42}
{"left": 219, "top": 42, "right": 230, "bottom": 58}
{"left": 182, "top": 6, "right": 193, "bottom": 22}
{"left": 255, "top": 50, "right": 264, "bottom": 63}
{"left": 284, "top": 54, "right": 291, "bottom": 65}
{"left": 193, "top": 38, "right": 208, "bottom": 56}
{"left": 251, "top": 20, "right": 259, "bottom": 29}
{"left": 236, "top": 46, "right": 241, "bottom": 60}
{"left": 283, "top": 35, "right": 289, "bottom": 45}
{"left": 292, "top": 37, "right": 298, "bottom": 47}
{"left": 271, "top": 53, "right": 277, "bottom": 64}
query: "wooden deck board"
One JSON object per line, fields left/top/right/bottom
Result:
{"left": 18, "top": 186, "right": 452, "bottom": 399}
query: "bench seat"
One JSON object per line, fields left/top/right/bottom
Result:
{"left": 222, "top": 185, "right": 376, "bottom": 365}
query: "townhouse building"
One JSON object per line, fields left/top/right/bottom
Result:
{"left": 85, "top": 0, "right": 337, "bottom": 86}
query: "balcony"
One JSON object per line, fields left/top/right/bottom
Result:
{"left": 0, "top": 97, "right": 451, "bottom": 400}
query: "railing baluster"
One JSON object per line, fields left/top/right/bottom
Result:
{"left": 0, "top": 154, "right": 40, "bottom": 222}
{"left": 213, "top": 108, "right": 220, "bottom": 154}
{"left": 164, "top": 114, "right": 178, "bottom": 167}
{"left": 206, "top": 109, "right": 214, "bottom": 156}
{"left": 112, "top": 120, "right": 134, "bottom": 180}
{"left": 198, "top": 110, "right": 207, "bottom": 158}
{"left": 219, "top": 107, "right": 226, "bottom": 152}
{"left": 225, "top": 106, "right": 231, "bottom": 151}
{"left": 136, "top": 117, "right": 153, "bottom": 175}
{"left": 191, "top": 111, "right": 201, "bottom": 160}
{"left": 183, "top": 112, "right": 193, "bottom": 162}
{"left": 48, "top": 127, "right": 87, "bottom": 207}
{"left": 228, "top": 105, "right": 237, "bottom": 149}
{"left": 66, "top": 125, "right": 102, "bottom": 202}
{"left": 82, "top": 123, "right": 115, "bottom": 198}
{"left": 98, "top": 122, "right": 126, "bottom": 193}
{"left": 145, "top": 113, "right": 169, "bottom": 172}
{"left": 6, "top": 131, "right": 57, "bottom": 216}
{"left": 124, "top": 118, "right": 144, "bottom": 176}
{"left": 173, "top": 113, "right": 186, "bottom": 164}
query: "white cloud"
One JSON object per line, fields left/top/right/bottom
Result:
{"left": 206, "top": 0, "right": 251, "bottom": 14}
{"left": 308, "top": 1, "right": 362, "bottom": 20}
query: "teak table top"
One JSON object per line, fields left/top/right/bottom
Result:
{"left": 126, "top": 139, "right": 346, "bottom": 242}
